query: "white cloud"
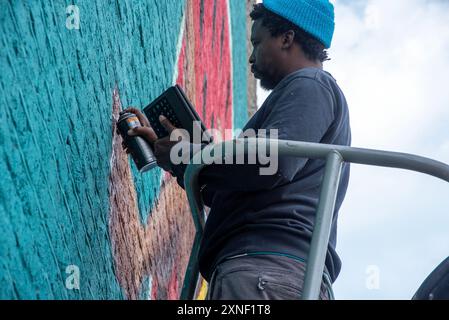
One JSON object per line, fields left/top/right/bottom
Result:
{"left": 328, "top": 0, "right": 449, "bottom": 151}
{"left": 327, "top": 0, "right": 449, "bottom": 299}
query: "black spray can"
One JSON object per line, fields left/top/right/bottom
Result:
{"left": 117, "top": 112, "right": 157, "bottom": 173}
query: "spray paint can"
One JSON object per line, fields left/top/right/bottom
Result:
{"left": 117, "top": 112, "right": 158, "bottom": 173}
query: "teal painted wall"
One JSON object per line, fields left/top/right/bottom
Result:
{"left": 230, "top": 0, "right": 249, "bottom": 131}
{"left": 0, "top": 0, "right": 187, "bottom": 300}
{"left": 0, "top": 0, "right": 249, "bottom": 299}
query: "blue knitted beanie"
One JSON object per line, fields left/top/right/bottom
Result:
{"left": 263, "top": 0, "right": 335, "bottom": 48}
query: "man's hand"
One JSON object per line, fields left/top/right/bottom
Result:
{"left": 151, "top": 116, "right": 187, "bottom": 173}
{"left": 120, "top": 107, "right": 158, "bottom": 146}
{"left": 120, "top": 107, "right": 187, "bottom": 174}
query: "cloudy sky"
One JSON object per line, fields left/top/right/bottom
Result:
{"left": 257, "top": 0, "right": 449, "bottom": 299}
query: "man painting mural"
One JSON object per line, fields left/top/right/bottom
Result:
{"left": 122, "top": 0, "right": 351, "bottom": 299}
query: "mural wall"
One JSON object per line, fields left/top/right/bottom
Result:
{"left": 0, "top": 0, "right": 255, "bottom": 299}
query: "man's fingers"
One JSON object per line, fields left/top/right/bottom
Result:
{"left": 121, "top": 107, "right": 151, "bottom": 127}
{"left": 159, "top": 115, "right": 177, "bottom": 134}
{"left": 127, "top": 126, "right": 158, "bottom": 144}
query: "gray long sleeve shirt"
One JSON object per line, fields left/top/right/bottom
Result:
{"left": 173, "top": 67, "right": 351, "bottom": 283}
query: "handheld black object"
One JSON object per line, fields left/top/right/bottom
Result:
{"left": 143, "top": 85, "right": 212, "bottom": 144}
{"left": 117, "top": 112, "right": 158, "bottom": 173}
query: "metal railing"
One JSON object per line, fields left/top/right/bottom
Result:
{"left": 180, "top": 138, "right": 449, "bottom": 300}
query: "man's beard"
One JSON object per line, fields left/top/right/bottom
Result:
{"left": 255, "top": 69, "right": 278, "bottom": 90}
{"left": 259, "top": 76, "right": 278, "bottom": 91}
{"left": 252, "top": 64, "right": 278, "bottom": 90}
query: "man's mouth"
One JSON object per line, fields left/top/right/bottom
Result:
{"left": 251, "top": 66, "right": 260, "bottom": 78}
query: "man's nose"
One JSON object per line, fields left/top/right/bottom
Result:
{"left": 249, "top": 52, "right": 255, "bottom": 64}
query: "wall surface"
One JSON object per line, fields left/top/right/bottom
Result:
{"left": 0, "top": 0, "right": 250, "bottom": 299}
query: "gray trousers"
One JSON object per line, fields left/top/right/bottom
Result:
{"left": 206, "top": 254, "right": 331, "bottom": 300}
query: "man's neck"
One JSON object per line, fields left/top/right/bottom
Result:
{"left": 288, "top": 60, "right": 322, "bottom": 73}
{"left": 277, "top": 60, "right": 322, "bottom": 82}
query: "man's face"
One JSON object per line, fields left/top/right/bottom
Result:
{"left": 249, "top": 19, "right": 282, "bottom": 90}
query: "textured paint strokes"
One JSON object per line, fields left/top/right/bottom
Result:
{"left": 109, "top": 88, "right": 194, "bottom": 299}
{"left": 0, "top": 0, "right": 185, "bottom": 299}
{"left": 108, "top": 0, "right": 235, "bottom": 299}
{"left": 184, "top": 0, "right": 233, "bottom": 134}
{"left": 175, "top": 0, "right": 234, "bottom": 297}
{"left": 0, "top": 0, "right": 248, "bottom": 300}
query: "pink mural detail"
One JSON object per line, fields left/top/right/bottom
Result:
{"left": 108, "top": 0, "right": 233, "bottom": 300}
{"left": 108, "top": 88, "right": 194, "bottom": 300}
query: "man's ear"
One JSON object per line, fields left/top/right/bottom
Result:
{"left": 281, "top": 30, "right": 295, "bottom": 49}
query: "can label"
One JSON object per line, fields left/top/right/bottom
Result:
{"left": 126, "top": 116, "right": 140, "bottom": 128}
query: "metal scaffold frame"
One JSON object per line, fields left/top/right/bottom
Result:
{"left": 180, "top": 138, "right": 449, "bottom": 300}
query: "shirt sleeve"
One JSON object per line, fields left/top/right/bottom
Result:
{"left": 171, "top": 78, "right": 335, "bottom": 195}
{"left": 170, "top": 142, "right": 216, "bottom": 207}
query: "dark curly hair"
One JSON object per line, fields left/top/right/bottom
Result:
{"left": 250, "top": 3, "right": 330, "bottom": 63}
